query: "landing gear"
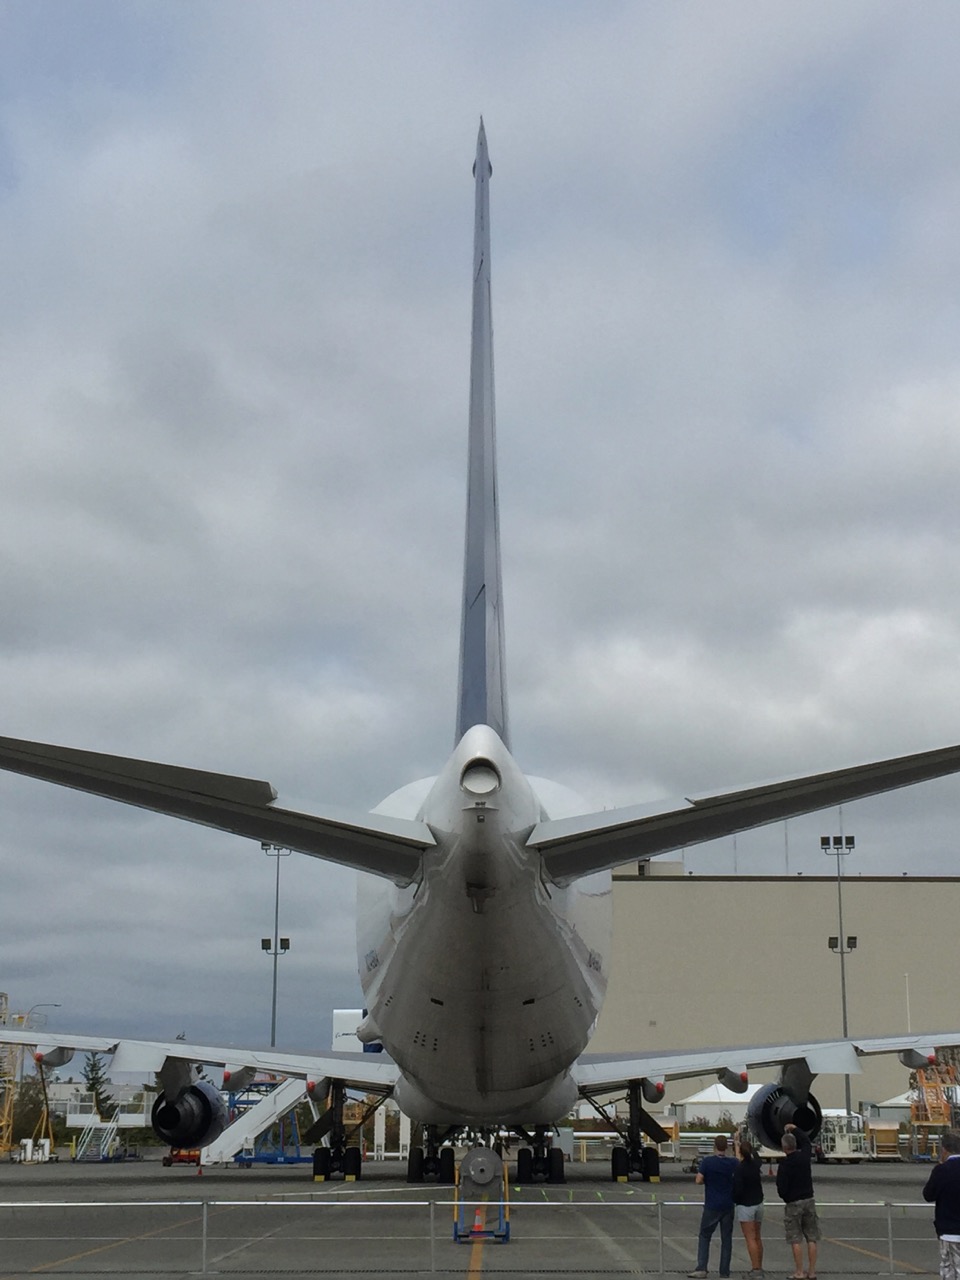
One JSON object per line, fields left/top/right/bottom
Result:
{"left": 406, "top": 1125, "right": 456, "bottom": 1184}
{"left": 582, "top": 1080, "right": 668, "bottom": 1183}
{"left": 513, "top": 1126, "right": 565, "bottom": 1184}
{"left": 308, "top": 1080, "right": 369, "bottom": 1182}
{"left": 608, "top": 1081, "right": 665, "bottom": 1182}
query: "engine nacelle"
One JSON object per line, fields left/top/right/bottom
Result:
{"left": 151, "top": 1081, "right": 228, "bottom": 1149}
{"left": 746, "top": 1082, "right": 822, "bottom": 1152}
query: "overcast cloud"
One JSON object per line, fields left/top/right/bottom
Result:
{"left": 2, "top": 2, "right": 960, "bottom": 1054}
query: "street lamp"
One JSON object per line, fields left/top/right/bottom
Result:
{"left": 18, "top": 1003, "right": 61, "bottom": 1029}
{"left": 14, "top": 1003, "right": 61, "bottom": 1084}
{"left": 821, "top": 833, "right": 855, "bottom": 1114}
{"left": 261, "top": 844, "right": 291, "bottom": 1048}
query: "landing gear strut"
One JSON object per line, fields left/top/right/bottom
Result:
{"left": 406, "top": 1125, "right": 456, "bottom": 1183}
{"left": 308, "top": 1080, "right": 372, "bottom": 1182}
{"left": 514, "top": 1125, "right": 565, "bottom": 1184}
{"left": 585, "top": 1080, "right": 667, "bottom": 1182}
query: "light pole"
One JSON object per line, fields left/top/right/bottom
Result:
{"left": 261, "top": 844, "right": 291, "bottom": 1048}
{"left": 821, "top": 833, "right": 856, "bottom": 1114}
{"left": 18, "top": 1003, "right": 61, "bottom": 1029}
{"left": 14, "top": 1003, "right": 61, "bottom": 1085}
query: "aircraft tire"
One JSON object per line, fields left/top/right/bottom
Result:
{"left": 548, "top": 1147, "right": 565, "bottom": 1183}
{"left": 407, "top": 1146, "right": 424, "bottom": 1183}
{"left": 438, "top": 1146, "right": 455, "bottom": 1184}
{"left": 344, "top": 1146, "right": 362, "bottom": 1180}
{"left": 516, "top": 1147, "right": 533, "bottom": 1184}
{"left": 611, "top": 1145, "right": 629, "bottom": 1181}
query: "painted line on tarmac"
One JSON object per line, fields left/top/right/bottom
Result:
{"left": 0, "top": 1209, "right": 200, "bottom": 1277}
{"left": 825, "top": 1233, "right": 928, "bottom": 1274}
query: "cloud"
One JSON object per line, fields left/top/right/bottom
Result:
{"left": 2, "top": 3, "right": 960, "bottom": 1049}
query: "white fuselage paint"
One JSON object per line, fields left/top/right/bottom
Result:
{"left": 356, "top": 724, "right": 611, "bottom": 1126}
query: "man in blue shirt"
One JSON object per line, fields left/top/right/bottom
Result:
{"left": 923, "top": 1130, "right": 960, "bottom": 1280}
{"left": 689, "top": 1134, "right": 736, "bottom": 1278}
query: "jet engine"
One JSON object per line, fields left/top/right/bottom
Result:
{"left": 151, "top": 1081, "right": 228, "bottom": 1148}
{"left": 746, "top": 1082, "right": 822, "bottom": 1152}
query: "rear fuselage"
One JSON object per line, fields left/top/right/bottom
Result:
{"left": 356, "top": 724, "right": 611, "bottom": 1125}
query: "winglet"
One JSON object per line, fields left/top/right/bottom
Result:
{"left": 456, "top": 120, "right": 509, "bottom": 747}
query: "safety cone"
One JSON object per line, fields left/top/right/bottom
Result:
{"left": 470, "top": 1206, "right": 484, "bottom": 1235}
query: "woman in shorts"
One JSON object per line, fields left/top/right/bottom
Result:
{"left": 733, "top": 1135, "right": 765, "bottom": 1279}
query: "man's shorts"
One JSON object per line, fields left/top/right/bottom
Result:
{"left": 783, "top": 1198, "right": 821, "bottom": 1243}
{"left": 736, "top": 1204, "right": 764, "bottom": 1223}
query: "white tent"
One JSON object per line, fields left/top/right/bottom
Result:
{"left": 671, "top": 1082, "right": 763, "bottom": 1126}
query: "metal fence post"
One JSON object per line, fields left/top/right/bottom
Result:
{"left": 430, "top": 1200, "right": 436, "bottom": 1273}
{"left": 202, "top": 1200, "right": 209, "bottom": 1277}
{"left": 658, "top": 1198, "right": 664, "bottom": 1274}
{"left": 886, "top": 1202, "right": 894, "bottom": 1275}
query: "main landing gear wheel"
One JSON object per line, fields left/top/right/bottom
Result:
{"left": 407, "top": 1126, "right": 455, "bottom": 1184}
{"left": 438, "top": 1146, "right": 456, "bottom": 1184}
{"left": 513, "top": 1130, "right": 564, "bottom": 1184}
{"left": 343, "top": 1146, "right": 362, "bottom": 1180}
{"left": 407, "top": 1146, "right": 424, "bottom": 1183}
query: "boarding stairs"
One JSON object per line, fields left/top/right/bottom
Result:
{"left": 75, "top": 1112, "right": 120, "bottom": 1161}
{"left": 201, "top": 1076, "right": 307, "bottom": 1165}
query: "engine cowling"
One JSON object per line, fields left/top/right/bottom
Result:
{"left": 746, "top": 1082, "right": 822, "bottom": 1152}
{"left": 151, "top": 1081, "right": 228, "bottom": 1149}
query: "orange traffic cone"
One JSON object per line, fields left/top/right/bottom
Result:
{"left": 470, "top": 1206, "right": 484, "bottom": 1235}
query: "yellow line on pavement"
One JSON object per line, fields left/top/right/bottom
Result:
{"left": 825, "top": 1233, "right": 927, "bottom": 1274}
{"left": 1, "top": 1210, "right": 202, "bottom": 1276}
{"left": 466, "top": 1203, "right": 486, "bottom": 1275}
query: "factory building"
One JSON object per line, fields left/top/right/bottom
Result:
{"left": 589, "top": 862, "right": 959, "bottom": 1113}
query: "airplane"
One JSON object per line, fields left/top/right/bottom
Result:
{"left": 3, "top": 121, "right": 960, "bottom": 1185}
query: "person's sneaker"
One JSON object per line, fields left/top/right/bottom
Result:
{"left": 688, "top": 1271, "right": 708, "bottom": 1278}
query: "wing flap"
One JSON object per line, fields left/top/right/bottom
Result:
{"left": 0, "top": 734, "right": 431, "bottom": 883}
{"left": 531, "top": 742, "right": 960, "bottom": 882}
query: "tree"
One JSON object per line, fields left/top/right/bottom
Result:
{"left": 82, "top": 1052, "right": 114, "bottom": 1119}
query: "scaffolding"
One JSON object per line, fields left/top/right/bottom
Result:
{"left": 910, "top": 1063, "right": 957, "bottom": 1158}
{"left": 0, "top": 993, "right": 23, "bottom": 1155}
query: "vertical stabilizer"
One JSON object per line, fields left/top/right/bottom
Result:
{"left": 456, "top": 120, "right": 509, "bottom": 748}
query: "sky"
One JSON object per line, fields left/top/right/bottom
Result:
{"left": 3, "top": 1, "right": 960, "bottom": 1055}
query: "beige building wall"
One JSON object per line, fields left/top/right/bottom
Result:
{"left": 589, "top": 868, "right": 960, "bottom": 1112}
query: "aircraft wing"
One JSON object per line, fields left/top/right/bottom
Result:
{"left": 0, "top": 1026, "right": 400, "bottom": 1095}
{"left": 0, "top": 735, "right": 431, "bottom": 884}
{"left": 573, "top": 1030, "right": 960, "bottom": 1095}
{"left": 530, "top": 742, "right": 960, "bottom": 883}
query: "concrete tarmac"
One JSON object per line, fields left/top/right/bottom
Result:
{"left": 0, "top": 1154, "right": 945, "bottom": 1280}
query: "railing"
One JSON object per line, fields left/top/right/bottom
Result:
{"left": 0, "top": 1197, "right": 943, "bottom": 1275}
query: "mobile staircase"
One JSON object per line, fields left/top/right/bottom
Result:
{"left": 201, "top": 1077, "right": 308, "bottom": 1165}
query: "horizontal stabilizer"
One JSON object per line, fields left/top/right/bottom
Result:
{"left": 0, "top": 735, "right": 431, "bottom": 883}
{"left": 531, "top": 742, "right": 960, "bottom": 882}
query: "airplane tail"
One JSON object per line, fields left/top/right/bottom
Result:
{"left": 456, "top": 120, "right": 509, "bottom": 749}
